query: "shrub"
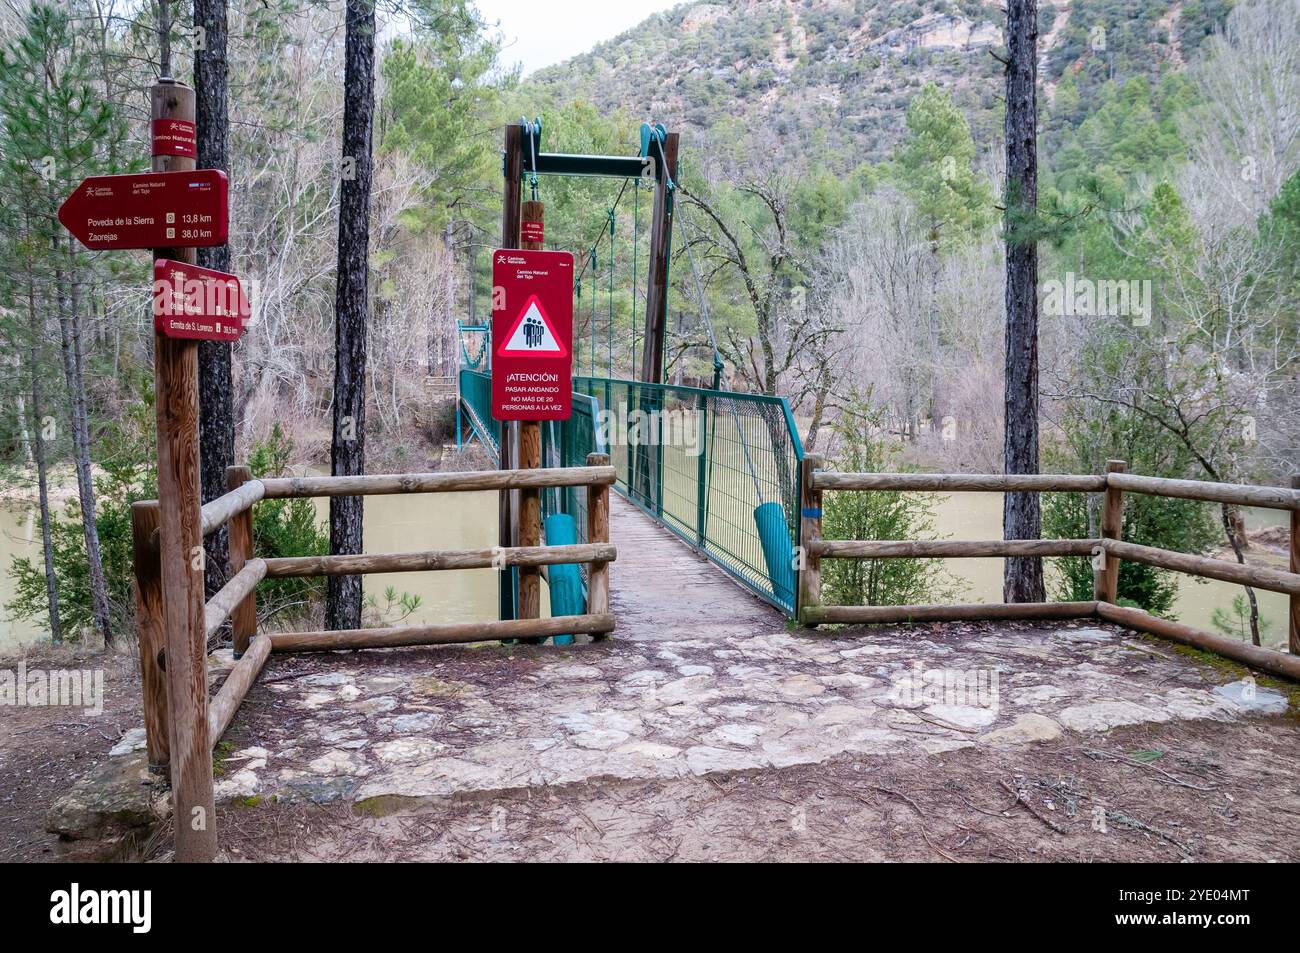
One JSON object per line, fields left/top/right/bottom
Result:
{"left": 246, "top": 424, "right": 329, "bottom": 626}
{"left": 821, "top": 392, "right": 955, "bottom": 608}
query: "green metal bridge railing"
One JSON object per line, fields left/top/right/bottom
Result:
{"left": 574, "top": 376, "right": 803, "bottom": 614}
{"left": 458, "top": 369, "right": 804, "bottom": 615}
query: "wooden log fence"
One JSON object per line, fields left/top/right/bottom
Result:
{"left": 797, "top": 459, "right": 1300, "bottom": 681}
{"left": 269, "top": 614, "right": 615, "bottom": 653}
{"left": 133, "top": 457, "right": 617, "bottom": 860}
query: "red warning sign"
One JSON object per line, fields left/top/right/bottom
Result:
{"left": 491, "top": 248, "right": 573, "bottom": 421}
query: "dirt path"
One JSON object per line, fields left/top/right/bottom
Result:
{"left": 204, "top": 714, "right": 1300, "bottom": 862}
{"left": 0, "top": 652, "right": 141, "bottom": 862}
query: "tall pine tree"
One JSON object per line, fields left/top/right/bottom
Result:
{"left": 327, "top": 0, "right": 376, "bottom": 630}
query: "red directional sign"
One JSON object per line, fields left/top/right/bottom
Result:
{"left": 153, "top": 260, "right": 250, "bottom": 342}
{"left": 491, "top": 248, "right": 573, "bottom": 421}
{"left": 58, "top": 169, "right": 228, "bottom": 251}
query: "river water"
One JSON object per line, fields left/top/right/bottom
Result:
{"left": 0, "top": 487, "right": 1287, "bottom": 652}
{"left": 932, "top": 493, "right": 1291, "bottom": 650}
{"left": 0, "top": 490, "right": 516, "bottom": 653}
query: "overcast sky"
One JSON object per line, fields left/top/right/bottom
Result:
{"left": 475, "top": 0, "right": 684, "bottom": 76}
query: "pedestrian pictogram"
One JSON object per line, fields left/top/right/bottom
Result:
{"left": 498, "top": 295, "right": 568, "bottom": 357}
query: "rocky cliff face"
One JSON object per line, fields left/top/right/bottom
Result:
{"left": 525, "top": 0, "right": 1208, "bottom": 167}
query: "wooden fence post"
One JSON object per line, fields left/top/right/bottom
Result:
{"left": 152, "top": 78, "right": 216, "bottom": 863}
{"left": 498, "top": 123, "right": 522, "bottom": 622}
{"left": 1290, "top": 475, "right": 1299, "bottom": 655}
{"left": 1095, "top": 459, "right": 1126, "bottom": 603}
{"left": 130, "top": 501, "right": 168, "bottom": 773}
{"left": 798, "top": 455, "right": 824, "bottom": 626}
{"left": 226, "top": 465, "right": 257, "bottom": 657}
{"left": 587, "top": 452, "right": 610, "bottom": 640}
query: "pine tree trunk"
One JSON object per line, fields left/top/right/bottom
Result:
{"left": 27, "top": 265, "right": 61, "bottom": 643}
{"left": 1002, "top": 0, "right": 1045, "bottom": 603}
{"left": 57, "top": 234, "right": 114, "bottom": 642}
{"left": 326, "top": 0, "right": 375, "bottom": 631}
{"left": 195, "top": 0, "right": 234, "bottom": 602}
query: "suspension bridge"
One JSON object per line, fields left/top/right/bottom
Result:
{"left": 455, "top": 118, "right": 807, "bottom": 629}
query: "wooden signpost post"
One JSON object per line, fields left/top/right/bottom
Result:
{"left": 149, "top": 79, "right": 217, "bottom": 863}
{"left": 64, "top": 78, "right": 244, "bottom": 862}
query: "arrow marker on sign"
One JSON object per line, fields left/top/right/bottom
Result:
{"left": 497, "top": 294, "right": 569, "bottom": 357}
{"left": 57, "top": 169, "right": 229, "bottom": 251}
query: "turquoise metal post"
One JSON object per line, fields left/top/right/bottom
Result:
{"left": 755, "top": 501, "right": 797, "bottom": 609}
{"left": 656, "top": 395, "right": 664, "bottom": 518}
{"left": 695, "top": 389, "right": 708, "bottom": 550}
{"left": 543, "top": 513, "right": 582, "bottom": 645}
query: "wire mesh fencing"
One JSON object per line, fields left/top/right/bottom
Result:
{"left": 575, "top": 376, "right": 804, "bottom": 613}
{"left": 457, "top": 368, "right": 498, "bottom": 456}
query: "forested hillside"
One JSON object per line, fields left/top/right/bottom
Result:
{"left": 528, "top": 0, "right": 1230, "bottom": 169}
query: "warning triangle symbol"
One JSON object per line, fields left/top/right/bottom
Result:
{"left": 498, "top": 295, "right": 568, "bottom": 357}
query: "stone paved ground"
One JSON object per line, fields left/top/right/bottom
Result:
{"left": 204, "top": 495, "right": 1293, "bottom": 817}
{"left": 17, "top": 499, "right": 1300, "bottom": 862}
{"left": 208, "top": 619, "right": 1289, "bottom": 812}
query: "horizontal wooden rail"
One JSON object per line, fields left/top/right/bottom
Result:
{"left": 1108, "top": 472, "right": 1299, "bottom": 511}
{"left": 204, "top": 559, "right": 267, "bottom": 641}
{"left": 1097, "top": 602, "right": 1300, "bottom": 680}
{"left": 1102, "top": 538, "right": 1300, "bottom": 596}
{"left": 199, "top": 479, "right": 266, "bottom": 537}
{"left": 259, "top": 465, "right": 615, "bottom": 499}
{"left": 812, "top": 472, "right": 1107, "bottom": 493}
{"left": 208, "top": 634, "right": 272, "bottom": 746}
{"left": 802, "top": 601, "right": 1098, "bottom": 625}
{"left": 268, "top": 613, "right": 616, "bottom": 652}
{"left": 811, "top": 539, "right": 1099, "bottom": 559}
{"left": 263, "top": 543, "right": 616, "bottom": 578}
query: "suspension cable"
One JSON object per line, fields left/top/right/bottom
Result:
{"left": 677, "top": 200, "right": 763, "bottom": 501}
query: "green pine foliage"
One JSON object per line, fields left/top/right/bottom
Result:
{"left": 893, "top": 82, "right": 993, "bottom": 246}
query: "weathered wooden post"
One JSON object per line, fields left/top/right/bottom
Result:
{"left": 587, "top": 452, "right": 610, "bottom": 639}
{"left": 226, "top": 465, "right": 257, "bottom": 656}
{"left": 1290, "top": 475, "right": 1299, "bottom": 655}
{"left": 798, "top": 455, "right": 824, "bottom": 626}
{"left": 498, "top": 123, "right": 522, "bottom": 621}
{"left": 634, "top": 131, "right": 678, "bottom": 515}
{"left": 1094, "top": 459, "right": 1126, "bottom": 603}
{"left": 640, "top": 131, "right": 678, "bottom": 385}
{"left": 152, "top": 79, "right": 217, "bottom": 862}
{"left": 130, "top": 501, "right": 168, "bottom": 773}
{"left": 517, "top": 197, "right": 545, "bottom": 621}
